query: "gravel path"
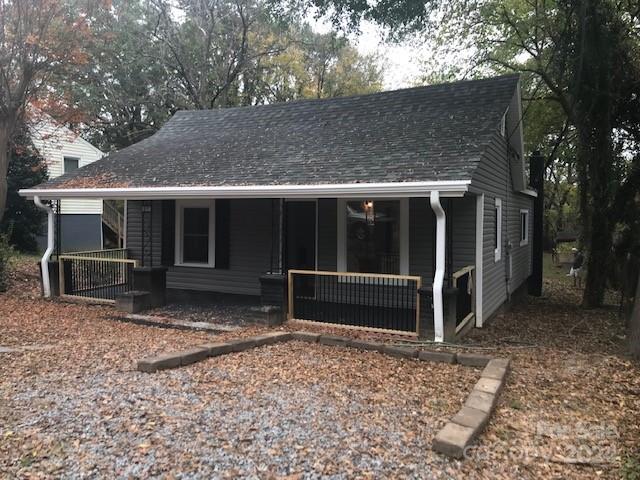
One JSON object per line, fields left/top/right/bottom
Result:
{"left": 0, "top": 264, "right": 475, "bottom": 478}
{"left": 2, "top": 341, "right": 474, "bottom": 479}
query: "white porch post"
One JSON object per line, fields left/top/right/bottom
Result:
{"left": 475, "top": 194, "right": 484, "bottom": 327}
{"left": 33, "top": 196, "right": 54, "bottom": 298}
{"left": 430, "top": 190, "right": 446, "bottom": 342}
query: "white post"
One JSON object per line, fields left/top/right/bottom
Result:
{"left": 430, "top": 191, "right": 446, "bottom": 342}
{"left": 475, "top": 194, "right": 484, "bottom": 327}
{"left": 33, "top": 196, "right": 54, "bottom": 297}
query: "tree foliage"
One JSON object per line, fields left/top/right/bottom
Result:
{"left": 321, "top": 0, "right": 640, "bottom": 308}
{"left": 0, "top": 0, "right": 99, "bottom": 221}
{"left": 74, "top": 0, "right": 383, "bottom": 151}
{"left": 0, "top": 128, "right": 48, "bottom": 252}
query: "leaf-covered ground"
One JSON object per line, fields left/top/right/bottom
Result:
{"left": 1, "top": 257, "right": 639, "bottom": 479}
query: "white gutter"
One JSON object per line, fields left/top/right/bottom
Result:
{"left": 33, "top": 196, "right": 54, "bottom": 298}
{"left": 19, "top": 180, "right": 470, "bottom": 200}
{"left": 430, "top": 190, "right": 446, "bottom": 342}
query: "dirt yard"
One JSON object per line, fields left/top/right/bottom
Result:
{"left": 1, "top": 257, "right": 639, "bottom": 479}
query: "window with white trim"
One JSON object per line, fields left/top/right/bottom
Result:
{"left": 338, "top": 199, "right": 409, "bottom": 274}
{"left": 175, "top": 199, "right": 215, "bottom": 267}
{"left": 520, "top": 209, "right": 529, "bottom": 246}
{"left": 494, "top": 198, "right": 502, "bottom": 262}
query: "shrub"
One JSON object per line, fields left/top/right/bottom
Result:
{"left": 0, "top": 233, "right": 14, "bottom": 292}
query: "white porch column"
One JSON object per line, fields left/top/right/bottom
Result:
{"left": 475, "top": 194, "right": 484, "bottom": 327}
{"left": 430, "top": 191, "right": 446, "bottom": 342}
{"left": 34, "top": 196, "right": 54, "bottom": 298}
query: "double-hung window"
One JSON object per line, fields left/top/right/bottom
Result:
{"left": 175, "top": 200, "right": 215, "bottom": 267}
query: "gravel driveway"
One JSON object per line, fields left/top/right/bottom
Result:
{"left": 0, "top": 278, "right": 475, "bottom": 479}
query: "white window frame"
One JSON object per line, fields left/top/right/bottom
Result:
{"left": 174, "top": 199, "right": 216, "bottom": 268}
{"left": 519, "top": 209, "right": 529, "bottom": 246}
{"left": 494, "top": 198, "right": 502, "bottom": 262}
{"left": 337, "top": 198, "right": 409, "bottom": 275}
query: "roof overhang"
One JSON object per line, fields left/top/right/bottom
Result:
{"left": 519, "top": 188, "right": 538, "bottom": 198}
{"left": 19, "top": 180, "right": 471, "bottom": 200}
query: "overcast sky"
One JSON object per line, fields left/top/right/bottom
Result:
{"left": 307, "top": 13, "right": 425, "bottom": 90}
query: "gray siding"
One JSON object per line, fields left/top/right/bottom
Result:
{"left": 38, "top": 214, "right": 103, "bottom": 253}
{"left": 168, "top": 199, "right": 273, "bottom": 295}
{"left": 450, "top": 196, "right": 476, "bottom": 273}
{"left": 126, "top": 199, "right": 273, "bottom": 296}
{"left": 409, "top": 198, "right": 434, "bottom": 282}
{"left": 126, "top": 200, "right": 162, "bottom": 266}
{"left": 472, "top": 131, "right": 534, "bottom": 320}
{"left": 508, "top": 193, "right": 534, "bottom": 292}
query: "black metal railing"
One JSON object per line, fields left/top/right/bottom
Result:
{"left": 453, "top": 266, "right": 475, "bottom": 329}
{"left": 59, "top": 250, "right": 137, "bottom": 302}
{"left": 288, "top": 270, "right": 422, "bottom": 335}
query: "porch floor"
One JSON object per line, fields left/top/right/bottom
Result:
{"left": 146, "top": 289, "right": 262, "bottom": 327}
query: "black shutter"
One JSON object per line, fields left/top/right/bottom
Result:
{"left": 161, "top": 200, "right": 175, "bottom": 266}
{"left": 215, "top": 199, "right": 230, "bottom": 269}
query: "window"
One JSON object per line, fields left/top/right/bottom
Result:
{"left": 63, "top": 156, "right": 79, "bottom": 173}
{"left": 338, "top": 199, "right": 408, "bottom": 274}
{"left": 494, "top": 198, "right": 502, "bottom": 262}
{"left": 175, "top": 200, "right": 215, "bottom": 267}
{"left": 520, "top": 209, "right": 529, "bottom": 246}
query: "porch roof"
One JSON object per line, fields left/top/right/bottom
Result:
{"left": 22, "top": 75, "right": 520, "bottom": 200}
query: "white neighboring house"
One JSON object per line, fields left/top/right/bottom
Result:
{"left": 29, "top": 115, "right": 112, "bottom": 252}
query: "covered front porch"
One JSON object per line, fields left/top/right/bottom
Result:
{"left": 32, "top": 181, "right": 482, "bottom": 342}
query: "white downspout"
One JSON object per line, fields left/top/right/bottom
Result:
{"left": 34, "top": 196, "right": 54, "bottom": 297}
{"left": 430, "top": 190, "right": 446, "bottom": 342}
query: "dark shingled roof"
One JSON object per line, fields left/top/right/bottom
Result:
{"left": 36, "top": 74, "right": 520, "bottom": 190}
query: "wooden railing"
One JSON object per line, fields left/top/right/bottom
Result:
{"left": 59, "top": 249, "right": 137, "bottom": 303}
{"left": 288, "top": 269, "right": 422, "bottom": 335}
{"left": 452, "top": 265, "right": 475, "bottom": 333}
{"left": 64, "top": 248, "right": 128, "bottom": 259}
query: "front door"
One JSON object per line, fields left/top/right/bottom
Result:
{"left": 285, "top": 201, "right": 316, "bottom": 271}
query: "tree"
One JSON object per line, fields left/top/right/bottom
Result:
{"left": 72, "top": 1, "right": 383, "bottom": 149}
{"left": 0, "top": 0, "right": 101, "bottom": 221}
{"left": 74, "top": 0, "right": 179, "bottom": 151}
{"left": 0, "top": 127, "right": 48, "bottom": 251}
{"left": 239, "top": 27, "right": 382, "bottom": 103}
{"left": 312, "top": 0, "right": 640, "bottom": 307}
{"left": 630, "top": 270, "right": 640, "bottom": 360}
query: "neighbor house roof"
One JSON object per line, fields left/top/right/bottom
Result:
{"left": 27, "top": 74, "right": 520, "bottom": 194}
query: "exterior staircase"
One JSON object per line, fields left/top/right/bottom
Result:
{"left": 102, "top": 200, "right": 124, "bottom": 248}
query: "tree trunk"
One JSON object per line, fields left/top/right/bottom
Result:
{"left": 629, "top": 270, "right": 640, "bottom": 360}
{"left": 0, "top": 123, "right": 9, "bottom": 223}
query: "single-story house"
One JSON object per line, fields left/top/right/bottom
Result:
{"left": 21, "top": 74, "right": 542, "bottom": 342}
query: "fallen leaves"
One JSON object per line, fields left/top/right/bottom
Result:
{"left": 1, "top": 260, "right": 638, "bottom": 478}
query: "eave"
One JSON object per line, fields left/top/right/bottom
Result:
{"left": 19, "top": 180, "right": 472, "bottom": 200}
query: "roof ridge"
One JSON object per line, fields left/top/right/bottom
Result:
{"left": 170, "top": 73, "right": 520, "bottom": 118}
